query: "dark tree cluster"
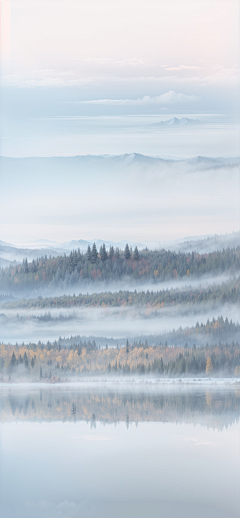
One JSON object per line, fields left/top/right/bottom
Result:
{"left": 0, "top": 245, "right": 239, "bottom": 293}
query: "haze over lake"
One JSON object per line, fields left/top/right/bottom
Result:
{"left": 0, "top": 384, "right": 239, "bottom": 518}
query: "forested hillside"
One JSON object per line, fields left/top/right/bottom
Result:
{"left": 3, "top": 276, "right": 239, "bottom": 309}
{"left": 0, "top": 244, "right": 239, "bottom": 292}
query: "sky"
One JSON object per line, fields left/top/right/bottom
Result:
{"left": 0, "top": 0, "right": 239, "bottom": 244}
{"left": 1, "top": 0, "right": 239, "bottom": 115}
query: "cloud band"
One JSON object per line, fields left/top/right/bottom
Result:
{"left": 80, "top": 91, "right": 200, "bottom": 105}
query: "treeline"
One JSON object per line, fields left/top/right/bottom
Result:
{"left": 2, "top": 317, "right": 240, "bottom": 350}
{"left": 1, "top": 331, "right": 240, "bottom": 380}
{"left": 0, "top": 244, "right": 240, "bottom": 292}
{"left": 55, "top": 317, "right": 240, "bottom": 349}
{"left": 139, "top": 316, "right": 240, "bottom": 349}
{"left": 3, "top": 276, "right": 239, "bottom": 310}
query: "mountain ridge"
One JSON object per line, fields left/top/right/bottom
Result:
{"left": 150, "top": 117, "right": 201, "bottom": 127}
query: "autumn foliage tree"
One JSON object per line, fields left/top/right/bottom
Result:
{"left": 206, "top": 357, "right": 213, "bottom": 374}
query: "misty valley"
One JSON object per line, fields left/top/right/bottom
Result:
{"left": 1, "top": 234, "right": 240, "bottom": 517}
{"left": 1, "top": 1, "right": 240, "bottom": 516}
{"left": 1, "top": 211, "right": 240, "bottom": 518}
{"left": 0, "top": 239, "right": 240, "bottom": 378}
{"left": 1, "top": 235, "right": 240, "bottom": 515}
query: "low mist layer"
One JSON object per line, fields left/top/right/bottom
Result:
{"left": 1, "top": 155, "right": 239, "bottom": 244}
{"left": 1, "top": 303, "right": 239, "bottom": 345}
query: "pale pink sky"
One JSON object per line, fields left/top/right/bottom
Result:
{"left": 1, "top": 0, "right": 239, "bottom": 95}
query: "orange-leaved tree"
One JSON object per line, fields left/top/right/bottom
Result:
{"left": 206, "top": 356, "right": 213, "bottom": 375}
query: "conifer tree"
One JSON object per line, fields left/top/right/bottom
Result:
{"left": 10, "top": 351, "right": 16, "bottom": 370}
{"left": 124, "top": 244, "right": 131, "bottom": 260}
{"left": 69, "top": 251, "right": 74, "bottom": 268}
{"left": 23, "top": 351, "right": 29, "bottom": 369}
{"left": 87, "top": 245, "right": 92, "bottom": 262}
{"left": 73, "top": 251, "right": 78, "bottom": 268}
{"left": 24, "top": 258, "right": 29, "bottom": 273}
{"left": 32, "top": 259, "right": 37, "bottom": 273}
{"left": 109, "top": 246, "right": 114, "bottom": 259}
{"left": 133, "top": 246, "right": 139, "bottom": 260}
{"left": 160, "top": 357, "right": 164, "bottom": 373}
{"left": 100, "top": 243, "right": 108, "bottom": 261}
{"left": 91, "top": 243, "right": 98, "bottom": 263}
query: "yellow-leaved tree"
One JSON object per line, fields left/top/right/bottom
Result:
{"left": 234, "top": 366, "right": 240, "bottom": 376}
{"left": 206, "top": 356, "right": 213, "bottom": 375}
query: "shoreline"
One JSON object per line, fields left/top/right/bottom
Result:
{"left": 0, "top": 377, "right": 240, "bottom": 387}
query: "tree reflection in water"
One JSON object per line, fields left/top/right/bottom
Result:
{"left": 1, "top": 384, "right": 240, "bottom": 430}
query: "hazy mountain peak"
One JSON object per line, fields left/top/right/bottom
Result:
{"left": 151, "top": 117, "right": 201, "bottom": 127}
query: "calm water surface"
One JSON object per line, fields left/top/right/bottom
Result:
{"left": 0, "top": 383, "right": 239, "bottom": 518}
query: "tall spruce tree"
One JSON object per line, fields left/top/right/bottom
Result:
{"left": 23, "top": 351, "right": 29, "bottom": 369}
{"left": 87, "top": 245, "right": 92, "bottom": 262}
{"left": 73, "top": 251, "right": 78, "bottom": 268}
{"left": 32, "top": 259, "right": 37, "bottom": 273}
{"left": 100, "top": 243, "right": 108, "bottom": 261}
{"left": 91, "top": 243, "right": 98, "bottom": 263}
{"left": 133, "top": 246, "right": 139, "bottom": 260}
{"left": 124, "top": 244, "right": 131, "bottom": 260}
{"left": 109, "top": 246, "right": 114, "bottom": 259}
{"left": 24, "top": 258, "right": 29, "bottom": 273}
{"left": 69, "top": 251, "right": 74, "bottom": 268}
{"left": 10, "top": 351, "right": 16, "bottom": 370}
{"left": 160, "top": 357, "right": 164, "bottom": 373}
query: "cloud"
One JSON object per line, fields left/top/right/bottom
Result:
{"left": 163, "top": 65, "right": 201, "bottom": 72}
{"left": 80, "top": 91, "right": 200, "bottom": 105}
{"left": 201, "top": 64, "right": 240, "bottom": 86}
{"left": 0, "top": 70, "right": 94, "bottom": 88}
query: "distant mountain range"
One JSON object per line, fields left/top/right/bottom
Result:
{"left": 159, "top": 231, "right": 240, "bottom": 254}
{"left": 1, "top": 154, "right": 239, "bottom": 175}
{"left": 150, "top": 117, "right": 201, "bottom": 127}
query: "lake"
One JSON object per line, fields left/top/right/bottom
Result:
{"left": 0, "top": 383, "right": 239, "bottom": 518}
